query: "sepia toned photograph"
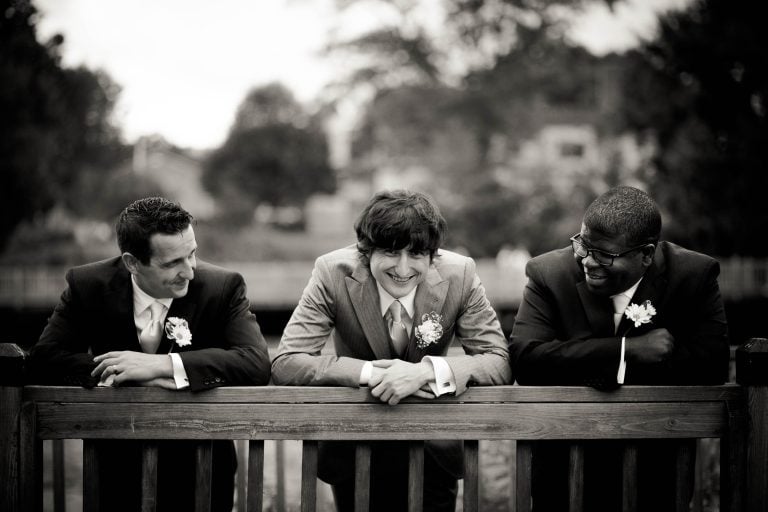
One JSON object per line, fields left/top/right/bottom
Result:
{"left": 1, "top": 0, "right": 766, "bottom": 510}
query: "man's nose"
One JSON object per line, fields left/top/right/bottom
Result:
{"left": 581, "top": 252, "right": 601, "bottom": 269}
{"left": 396, "top": 252, "right": 410, "bottom": 274}
{"left": 181, "top": 256, "right": 195, "bottom": 279}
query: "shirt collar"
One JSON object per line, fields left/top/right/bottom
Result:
{"left": 131, "top": 275, "right": 173, "bottom": 314}
{"left": 610, "top": 277, "right": 643, "bottom": 302}
{"left": 376, "top": 283, "right": 417, "bottom": 318}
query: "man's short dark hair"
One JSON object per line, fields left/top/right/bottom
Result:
{"left": 355, "top": 189, "right": 447, "bottom": 264}
{"left": 583, "top": 186, "right": 661, "bottom": 246}
{"left": 116, "top": 197, "right": 193, "bottom": 264}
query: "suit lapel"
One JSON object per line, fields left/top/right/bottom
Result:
{"left": 405, "top": 266, "right": 448, "bottom": 362}
{"left": 576, "top": 280, "right": 615, "bottom": 337}
{"left": 161, "top": 293, "right": 198, "bottom": 354}
{"left": 346, "top": 265, "right": 393, "bottom": 360}
{"left": 105, "top": 267, "right": 142, "bottom": 351}
{"left": 616, "top": 247, "right": 668, "bottom": 335}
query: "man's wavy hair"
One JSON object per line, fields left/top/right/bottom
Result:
{"left": 355, "top": 190, "right": 447, "bottom": 265}
{"left": 583, "top": 186, "right": 662, "bottom": 246}
{"left": 116, "top": 197, "right": 194, "bottom": 264}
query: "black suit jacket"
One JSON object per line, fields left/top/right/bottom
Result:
{"left": 509, "top": 241, "right": 729, "bottom": 387}
{"left": 30, "top": 256, "right": 271, "bottom": 389}
{"left": 29, "top": 257, "right": 271, "bottom": 511}
{"left": 509, "top": 241, "right": 730, "bottom": 511}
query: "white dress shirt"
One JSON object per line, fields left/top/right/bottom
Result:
{"left": 131, "top": 276, "right": 189, "bottom": 389}
{"left": 611, "top": 278, "right": 642, "bottom": 384}
{"left": 358, "top": 284, "right": 457, "bottom": 396}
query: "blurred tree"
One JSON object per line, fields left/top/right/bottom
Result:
{"left": 0, "top": 0, "right": 127, "bottom": 250}
{"left": 202, "top": 83, "right": 335, "bottom": 224}
{"left": 621, "top": 0, "right": 768, "bottom": 256}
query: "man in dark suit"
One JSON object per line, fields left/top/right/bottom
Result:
{"left": 30, "top": 197, "right": 271, "bottom": 512}
{"left": 509, "top": 186, "right": 729, "bottom": 511}
{"left": 272, "top": 190, "right": 511, "bottom": 511}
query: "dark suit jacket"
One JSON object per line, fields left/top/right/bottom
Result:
{"left": 29, "top": 256, "right": 271, "bottom": 511}
{"left": 509, "top": 241, "right": 729, "bottom": 387}
{"left": 509, "top": 241, "right": 729, "bottom": 511}
{"left": 272, "top": 246, "right": 511, "bottom": 483}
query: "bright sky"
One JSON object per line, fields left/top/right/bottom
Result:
{"left": 34, "top": 0, "right": 690, "bottom": 151}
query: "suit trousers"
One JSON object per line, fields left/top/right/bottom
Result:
{"left": 94, "top": 439, "right": 236, "bottom": 512}
{"left": 319, "top": 441, "right": 458, "bottom": 512}
{"left": 531, "top": 439, "right": 695, "bottom": 512}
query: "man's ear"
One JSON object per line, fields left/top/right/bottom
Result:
{"left": 641, "top": 245, "right": 656, "bottom": 268}
{"left": 121, "top": 252, "right": 140, "bottom": 274}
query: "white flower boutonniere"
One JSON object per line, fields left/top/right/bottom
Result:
{"left": 165, "top": 317, "right": 192, "bottom": 349}
{"left": 414, "top": 311, "right": 444, "bottom": 349}
{"left": 624, "top": 300, "right": 657, "bottom": 328}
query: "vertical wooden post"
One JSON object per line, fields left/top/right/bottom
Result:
{"left": 515, "top": 441, "right": 533, "bottom": 512}
{"left": 736, "top": 337, "right": 768, "bottom": 512}
{"left": 463, "top": 440, "right": 479, "bottom": 512}
{"left": 1, "top": 344, "right": 27, "bottom": 512}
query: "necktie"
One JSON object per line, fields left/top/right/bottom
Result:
{"left": 386, "top": 300, "right": 410, "bottom": 356}
{"left": 612, "top": 293, "right": 630, "bottom": 333}
{"left": 139, "top": 301, "right": 165, "bottom": 354}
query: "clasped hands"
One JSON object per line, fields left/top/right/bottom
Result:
{"left": 92, "top": 351, "right": 176, "bottom": 389}
{"left": 369, "top": 359, "right": 436, "bottom": 406}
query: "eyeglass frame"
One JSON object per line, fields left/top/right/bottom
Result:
{"left": 569, "top": 233, "right": 652, "bottom": 267}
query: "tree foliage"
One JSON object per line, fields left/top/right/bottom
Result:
{"left": 202, "top": 83, "right": 335, "bottom": 222}
{"left": 621, "top": 0, "right": 768, "bottom": 256}
{"left": 0, "top": 0, "right": 126, "bottom": 250}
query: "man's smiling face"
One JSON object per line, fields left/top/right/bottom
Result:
{"left": 369, "top": 248, "right": 430, "bottom": 298}
{"left": 576, "top": 224, "right": 651, "bottom": 297}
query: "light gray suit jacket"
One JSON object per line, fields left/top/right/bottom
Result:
{"left": 272, "top": 245, "right": 511, "bottom": 393}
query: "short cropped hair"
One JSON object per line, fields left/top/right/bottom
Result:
{"left": 116, "top": 197, "right": 194, "bottom": 264}
{"left": 583, "top": 186, "right": 661, "bottom": 246}
{"left": 355, "top": 190, "right": 447, "bottom": 264}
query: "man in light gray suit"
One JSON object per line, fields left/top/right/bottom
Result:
{"left": 272, "top": 189, "right": 511, "bottom": 512}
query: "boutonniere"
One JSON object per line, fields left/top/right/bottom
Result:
{"left": 624, "top": 300, "right": 657, "bottom": 329}
{"left": 414, "top": 311, "right": 444, "bottom": 349}
{"left": 165, "top": 317, "right": 192, "bottom": 350}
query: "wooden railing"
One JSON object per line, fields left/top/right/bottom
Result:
{"left": 2, "top": 339, "right": 768, "bottom": 512}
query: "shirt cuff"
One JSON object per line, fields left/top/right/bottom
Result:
{"left": 423, "top": 356, "right": 456, "bottom": 396}
{"left": 617, "top": 336, "right": 626, "bottom": 384}
{"left": 360, "top": 361, "right": 373, "bottom": 386}
{"left": 170, "top": 353, "right": 190, "bottom": 390}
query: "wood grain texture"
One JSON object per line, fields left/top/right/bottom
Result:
{"left": 567, "top": 443, "right": 584, "bottom": 512}
{"left": 82, "top": 440, "right": 99, "bottom": 512}
{"left": 194, "top": 442, "right": 212, "bottom": 512}
{"left": 354, "top": 443, "right": 372, "bottom": 512}
{"left": 747, "top": 386, "right": 768, "bottom": 512}
{"left": 32, "top": 402, "right": 729, "bottom": 440}
{"left": 300, "top": 441, "right": 318, "bottom": 512}
{"left": 622, "top": 443, "right": 638, "bottom": 512}
{"left": 0, "top": 387, "right": 21, "bottom": 512}
{"left": 515, "top": 441, "right": 532, "bottom": 512}
{"left": 463, "top": 440, "right": 479, "bottom": 512}
{"left": 246, "top": 440, "right": 264, "bottom": 512}
{"left": 408, "top": 442, "right": 424, "bottom": 512}
{"left": 140, "top": 442, "right": 158, "bottom": 512}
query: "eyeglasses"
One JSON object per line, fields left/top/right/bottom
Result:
{"left": 570, "top": 233, "right": 649, "bottom": 267}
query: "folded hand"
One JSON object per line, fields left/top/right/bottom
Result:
{"left": 369, "top": 359, "right": 435, "bottom": 405}
{"left": 92, "top": 351, "right": 174, "bottom": 387}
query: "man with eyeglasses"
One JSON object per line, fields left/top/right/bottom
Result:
{"left": 509, "top": 186, "right": 729, "bottom": 511}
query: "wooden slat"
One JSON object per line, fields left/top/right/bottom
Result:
{"left": 20, "top": 401, "right": 42, "bottom": 512}
{"left": 408, "top": 442, "right": 424, "bottom": 512}
{"left": 0, "top": 386, "right": 21, "bottom": 512}
{"left": 722, "top": 399, "right": 746, "bottom": 512}
{"left": 568, "top": 443, "right": 584, "bottom": 512}
{"left": 674, "top": 441, "right": 694, "bottom": 512}
{"left": 275, "top": 441, "right": 286, "bottom": 512}
{"left": 515, "top": 441, "right": 532, "bottom": 512}
{"left": 301, "top": 441, "right": 318, "bottom": 512}
{"left": 747, "top": 386, "right": 768, "bottom": 512}
{"left": 247, "top": 440, "right": 264, "bottom": 512}
{"left": 463, "top": 440, "right": 479, "bottom": 512}
{"left": 33, "top": 402, "right": 729, "bottom": 441}
{"left": 21, "top": 384, "right": 746, "bottom": 404}
{"left": 236, "top": 440, "right": 247, "bottom": 512}
{"left": 622, "top": 442, "right": 638, "bottom": 512}
{"left": 194, "top": 441, "right": 213, "bottom": 512}
{"left": 82, "top": 440, "right": 100, "bottom": 512}
{"left": 354, "top": 443, "right": 372, "bottom": 512}
{"left": 52, "top": 439, "right": 65, "bottom": 512}
{"left": 140, "top": 442, "right": 159, "bottom": 512}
